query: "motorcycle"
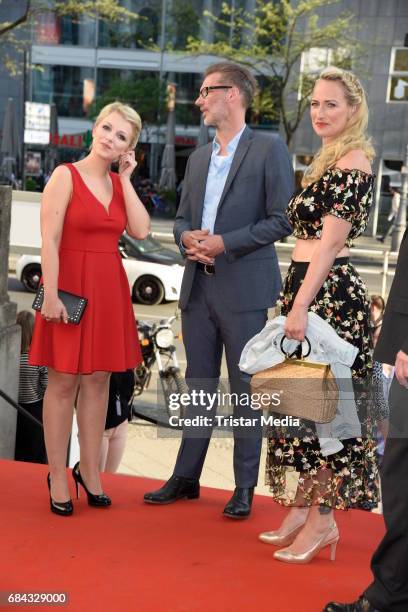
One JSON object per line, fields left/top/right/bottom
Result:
{"left": 133, "top": 313, "right": 188, "bottom": 420}
{"left": 137, "top": 179, "right": 175, "bottom": 218}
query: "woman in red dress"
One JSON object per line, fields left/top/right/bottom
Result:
{"left": 29, "top": 102, "right": 150, "bottom": 515}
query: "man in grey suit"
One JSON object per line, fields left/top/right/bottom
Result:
{"left": 144, "top": 62, "right": 294, "bottom": 518}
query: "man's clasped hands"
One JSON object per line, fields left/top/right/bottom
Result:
{"left": 181, "top": 229, "right": 225, "bottom": 263}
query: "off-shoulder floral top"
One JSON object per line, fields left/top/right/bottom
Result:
{"left": 287, "top": 167, "right": 374, "bottom": 247}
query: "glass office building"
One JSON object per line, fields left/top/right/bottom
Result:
{"left": 14, "top": 0, "right": 408, "bottom": 232}
{"left": 29, "top": 0, "right": 275, "bottom": 181}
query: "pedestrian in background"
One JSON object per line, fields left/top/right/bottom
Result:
{"left": 15, "top": 310, "right": 47, "bottom": 464}
{"left": 378, "top": 187, "right": 400, "bottom": 243}
{"left": 370, "top": 294, "right": 390, "bottom": 459}
{"left": 99, "top": 370, "right": 135, "bottom": 473}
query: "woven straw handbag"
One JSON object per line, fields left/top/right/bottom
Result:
{"left": 250, "top": 336, "right": 339, "bottom": 423}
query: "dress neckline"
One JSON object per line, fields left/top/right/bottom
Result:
{"left": 70, "top": 163, "right": 114, "bottom": 215}
{"left": 327, "top": 167, "right": 374, "bottom": 180}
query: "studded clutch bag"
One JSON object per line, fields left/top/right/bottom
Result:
{"left": 32, "top": 284, "right": 88, "bottom": 325}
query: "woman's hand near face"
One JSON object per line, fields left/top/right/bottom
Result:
{"left": 118, "top": 150, "right": 137, "bottom": 179}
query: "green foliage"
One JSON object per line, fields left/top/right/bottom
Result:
{"left": 90, "top": 75, "right": 166, "bottom": 124}
{"left": 187, "top": 0, "right": 362, "bottom": 145}
{"left": 166, "top": 2, "right": 200, "bottom": 51}
{"left": 52, "top": 0, "right": 137, "bottom": 21}
{"left": 158, "top": 188, "right": 177, "bottom": 204}
{"left": 0, "top": 0, "right": 138, "bottom": 75}
{"left": 25, "top": 176, "right": 38, "bottom": 191}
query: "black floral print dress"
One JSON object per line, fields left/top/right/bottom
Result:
{"left": 266, "top": 168, "right": 380, "bottom": 511}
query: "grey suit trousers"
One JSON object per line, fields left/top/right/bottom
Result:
{"left": 174, "top": 270, "right": 267, "bottom": 487}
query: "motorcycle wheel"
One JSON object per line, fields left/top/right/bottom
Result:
{"left": 162, "top": 371, "right": 189, "bottom": 420}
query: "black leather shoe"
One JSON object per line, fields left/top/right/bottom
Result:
{"left": 323, "top": 595, "right": 380, "bottom": 611}
{"left": 144, "top": 475, "right": 200, "bottom": 504}
{"left": 223, "top": 487, "right": 254, "bottom": 519}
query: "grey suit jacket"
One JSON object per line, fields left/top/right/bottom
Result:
{"left": 375, "top": 228, "right": 408, "bottom": 365}
{"left": 174, "top": 126, "right": 294, "bottom": 312}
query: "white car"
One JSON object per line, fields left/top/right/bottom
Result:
{"left": 15, "top": 234, "right": 185, "bottom": 306}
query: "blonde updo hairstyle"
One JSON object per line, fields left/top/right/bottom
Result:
{"left": 92, "top": 101, "right": 142, "bottom": 149}
{"left": 302, "top": 67, "right": 375, "bottom": 188}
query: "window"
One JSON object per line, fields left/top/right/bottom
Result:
{"left": 96, "top": 69, "right": 202, "bottom": 126}
{"left": 172, "top": 73, "right": 202, "bottom": 125}
{"left": 32, "top": 66, "right": 94, "bottom": 118}
{"left": 299, "top": 47, "right": 352, "bottom": 100}
{"left": 388, "top": 48, "right": 408, "bottom": 103}
{"left": 34, "top": 13, "right": 96, "bottom": 46}
{"left": 96, "top": 69, "right": 164, "bottom": 123}
{"left": 247, "top": 75, "right": 281, "bottom": 130}
{"left": 98, "top": 1, "right": 161, "bottom": 48}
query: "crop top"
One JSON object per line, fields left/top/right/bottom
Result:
{"left": 287, "top": 168, "right": 374, "bottom": 247}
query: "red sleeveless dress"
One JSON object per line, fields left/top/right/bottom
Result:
{"left": 29, "top": 163, "right": 142, "bottom": 374}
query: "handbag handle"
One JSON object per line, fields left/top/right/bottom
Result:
{"left": 279, "top": 335, "right": 311, "bottom": 359}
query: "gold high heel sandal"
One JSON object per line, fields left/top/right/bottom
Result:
{"left": 273, "top": 523, "right": 339, "bottom": 564}
{"left": 259, "top": 523, "right": 305, "bottom": 546}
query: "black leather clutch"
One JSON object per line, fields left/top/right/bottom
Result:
{"left": 32, "top": 284, "right": 88, "bottom": 325}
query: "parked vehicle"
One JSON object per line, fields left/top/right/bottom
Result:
{"left": 15, "top": 233, "right": 185, "bottom": 306}
{"left": 134, "top": 313, "right": 188, "bottom": 419}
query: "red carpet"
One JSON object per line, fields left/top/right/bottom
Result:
{"left": 0, "top": 460, "right": 384, "bottom": 612}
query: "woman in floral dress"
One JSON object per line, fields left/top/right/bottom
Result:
{"left": 260, "top": 67, "right": 380, "bottom": 564}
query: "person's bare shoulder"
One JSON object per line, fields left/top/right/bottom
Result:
{"left": 43, "top": 165, "right": 72, "bottom": 195}
{"left": 42, "top": 165, "right": 73, "bottom": 212}
{"left": 336, "top": 150, "right": 372, "bottom": 175}
{"left": 46, "top": 164, "right": 71, "bottom": 186}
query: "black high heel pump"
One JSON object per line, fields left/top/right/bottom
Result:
{"left": 47, "top": 473, "right": 73, "bottom": 516}
{"left": 72, "top": 462, "right": 111, "bottom": 507}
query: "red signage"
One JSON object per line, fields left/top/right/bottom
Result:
{"left": 50, "top": 132, "right": 92, "bottom": 148}
{"left": 175, "top": 136, "right": 196, "bottom": 146}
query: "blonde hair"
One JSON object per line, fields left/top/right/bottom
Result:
{"left": 94, "top": 101, "right": 142, "bottom": 149}
{"left": 302, "top": 67, "right": 375, "bottom": 188}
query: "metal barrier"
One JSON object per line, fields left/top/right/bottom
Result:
{"left": 0, "top": 387, "right": 43, "bottom": 428}
{"left": 0, "top": 384, "right": 174, "bottom": 430}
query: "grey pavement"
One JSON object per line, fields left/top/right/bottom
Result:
{"left": 120, "top": 418, "right": 272, "bottom": 496}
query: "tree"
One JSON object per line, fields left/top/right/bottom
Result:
{"left": 0, "top": 0, "right": 138, "bottom": 75}
{"left": 90, "top": 74, "right": 166, "bottom": 131}
{"left": 187, "top": 0, "right": 362, "bottom": 146}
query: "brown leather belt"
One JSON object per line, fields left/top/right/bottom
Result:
{"left": 197, "top": 262, "right": 215, "bottom": 275}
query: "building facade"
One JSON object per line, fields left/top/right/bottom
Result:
{"left": 28, "top": 0, "right": 268, "bottom": 183}
{"left": 292, "top": 0, "right": 408, "bottom": 234}
{"left": 1, "top": 1, "right": 407, "bottom": 234}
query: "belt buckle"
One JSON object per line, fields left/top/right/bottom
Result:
{"left": 203, "top": 264, "right": 214, "bottom": 276}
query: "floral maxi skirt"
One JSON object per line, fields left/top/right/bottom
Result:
{"left": 265, "top": 257, "right": 380, "bottom": 511}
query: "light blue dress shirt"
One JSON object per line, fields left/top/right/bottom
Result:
{"left": 201, "top": 124, "right": 246, "bottom": 234}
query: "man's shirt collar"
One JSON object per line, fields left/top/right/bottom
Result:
{"left": 212, "top": 124, "right": 246, "bottom": 155}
